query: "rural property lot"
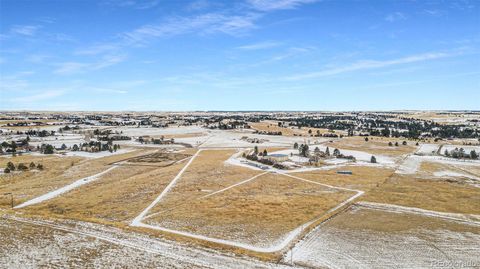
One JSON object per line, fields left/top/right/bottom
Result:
{"left": 286, "top": 206, "right": 480, "bottom": 268}
{"left": 145, "top": 171, "right": 353, "bottom": 250}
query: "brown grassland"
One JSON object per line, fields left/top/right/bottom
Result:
{"left": 362, "top": 174, "right": 480, "bottom": 215}
{"left": 146, "top": 172, "right": 353, "bottom": 246}
{"left": 249, "top": 121, "right": 347, "bottom": 137}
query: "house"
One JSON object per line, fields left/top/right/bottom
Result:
{"left": 265, "top": 153, "right": 289, "bottom": 162}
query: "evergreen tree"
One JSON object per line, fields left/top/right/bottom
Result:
{"left": 371, "top": 156, "right": 377, "bottom": 163}
{"left": 326, "top": 147, "right": 330, "bottom": 156}
{"left": 470, "top": 150, "right": 478, "bottom": 160}
{"left": 263, "top": 149, "right": 268, "bottom": 156}
{"left": 7, "top": 161, "right": 15, "bottom": 171}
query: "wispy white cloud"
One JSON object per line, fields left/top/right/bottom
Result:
{"left": 122, "top": 13, "right": 259, "bottom": 45}
{"left": 10, "top": 90, "right": 65, "bottom": 103}
{"left": 286, "top": 51, "right": 460, "bottom": 80}
{"left": 101, "top": 0, "right": 160, "bottom": 9}
{"left": 26, "top": 54, "right": 51, "bottom": 63}
{"left": 385, "top": 12, "right": 406, "bottom": 22}
{"left": 10, "top": 25, "right": 41, "bottom": 36}
{"left": 54, "top": 55, "right": 126, "bottom": 75}
{"left": 186, "top": 0, "right": 211, "bottom": 11}
{"left": 247, "top": 0, "right": 318, "bottom": 11}
{"left": 236, "top": 41, "right": 281, "bottom": 50}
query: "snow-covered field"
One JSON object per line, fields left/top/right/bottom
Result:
{"left": 286, "top": 207, "right": 480, "bottom": 268}
{"left": 442, "top": 144, "right": 480, "bottom": 153}
{"left": 416, "top": 143, "right": 439, "bottom": 155}
{"left": 434, "top": 170, "right": 480, "bottom": 181}
{"left": 14, "top": 166, "right": 118, "bottom": 209}
{"left": 0, "top": 215, "right": 294, "bottom": 269}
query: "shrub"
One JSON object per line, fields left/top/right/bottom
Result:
{"left": 17, "top": 163, "right": 28, "bottom": 171}
{"left": 6, "top": 161, "right": 15, "bottom": 171}
{"left": 29, "top": 162, "right": 36, "bottom": 169}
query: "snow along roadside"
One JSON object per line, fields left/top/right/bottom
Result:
{"left": 130, "top": 150, "right": 201, "bottom": 226}
{"left": 14, "top": 166, "right": 118, "bottom": 209}
{"left": 356, "top": 201, "right": 480, "bottom": 225}
{"left": 133, "top": 150, "right": 364, "bottom": 253}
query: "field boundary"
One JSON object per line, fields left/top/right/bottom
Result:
{"left": 130, "top": 149, "right": 365, "bottom": 253}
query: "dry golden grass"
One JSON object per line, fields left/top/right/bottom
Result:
{"left": 147, "top": 172, "right": 353, "bottom": 246}
{"left": 294, "top": 166, "right": 395, "bottom": 192}
{"left": 147, "top": 149, "right": 263, "bottom": 214}
{"left": 0, "top": 149, "right": 153, "bottom": 207}
{"left": 21, "top": 161, "right": 188, "bottom": 223}
{"left": 328, "top": 206, "right": 479, "bottom": 234}
{"left": 362, "top": 174, "right": 480, "bottom": 215}
{"left": 327, "top": 136, "right": 418, "bottom": 157}
{"left": 249, "top": 120, "right": 347, "bottom": 137}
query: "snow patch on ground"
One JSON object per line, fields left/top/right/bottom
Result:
{"left": 433, "top": 170, "right": 480, "bottom": 181}
{"left": 14, "top": 166, "right": 118, "bottom": 209}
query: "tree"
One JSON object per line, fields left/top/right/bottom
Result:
{"left": 4, "top": 167, "right": 10, "bottom": 173}
{"left": 371, "top": 156, "right": 377, "bottom": 163}
{"left": 37, "top": 164, "right": 44, "bottom": 170}
{"left": 17, "top": 163, "right": 28, "bottom": 171}
{"left": 333, "top": 148, "right": 340, "bottom": 156}
{"left": 470, "top": 150, "right": 478, "bottom": 160}
{"left": 402, "top": 141, "right": 407, "bottom": 145}
{"left": 29, "top": 162, "right": 36, "bottom": 169}
{"left": 72, "top": 144, "right": 79, "bottom": 151}
{"left": 314, "top": 147, "right": 320, "bottom": 155}
{"left": 444, "top": 149, "right": 450, "bottom": 157}
{"left": 381, "top": 127, "right": 390, "bottom": 137}
{"left": 61, "top": 143, "right": 67, "bottom": 150}
{"left": 395, "top": 142, "right": 399, "bottom": 147}
{"left": 6, "top": 161, "right": 15, "bottom": 171}
{"left": 388, "top": 142, "right": 393, "bottom": 146}
{"left": 299, "top": 144, "right": 309, "bottom": 157}
{"left": 263, "top": 149, "right": 268, "bottom": 156}
{"left": 364, "top": 137, "right": 369, "bottom": 142}
{"left": 254, "top": 146, "right": 259, "bottom": 155}
{"left": 11, "top": 141, "right": 17, "bottom": 152}
{"left": 325, "top": 147, "right": 330, "bottom": 156}
{"left": 43, "top": 144, "right": 54, "bottom": 154}
{"left": 293, "top": 142, "right": 298, "bottom": 149}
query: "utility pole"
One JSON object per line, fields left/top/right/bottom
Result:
{"left": 3, "top": 192, "right": 13, "bottom": 208}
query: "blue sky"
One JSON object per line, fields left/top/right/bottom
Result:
{"left": 0, "top": 0, "right": 479, "bottom": 111}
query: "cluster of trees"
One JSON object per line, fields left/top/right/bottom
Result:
{"left": 444, "top": 148, "right": 478, "bottom": 160}
{"left": 388, "top": 141, "right": 408, "bottom": 147}
{"left": 1, "top": 141, "right": 18, "bottom": 153}
{"left": 25, "top": 130, "right": 55, "bottom": 137}
{"left": 4, "top": 161, "right": 43, "bottom": 173}
{"left": 283, "top": 115, "right": 479, "bottom": 140}
{"left": 253, "top": 130, "right": 282, "bottom": 136}
{"left": 71, "top": 141, "right": 120, "bottom": 153}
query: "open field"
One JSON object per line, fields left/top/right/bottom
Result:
{"left": 362, "top": 174, "right": 480, "bottom": 215}
{"left": 250, "top": 121, "right": 347, "bottom": 137}
{"left": 145, "top": 171, "right": 354, "bottom": 249}
{"left": 327, "top": 136, "right": 418, "bottom": 157}
{"left": 1, "top": 113, "right": 479, "bottom": 268}
{"left": 0, "top": 215, "right": 293, "bottom": 269}
{"left": 286, "top": 206, "right": 480, "bottom": 268}
{"left": 0, "top": 149, "right": 150, "bottom": 207}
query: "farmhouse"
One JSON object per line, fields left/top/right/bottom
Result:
{"left": 265, "top": 153, "right": 289, "bottom": 162}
